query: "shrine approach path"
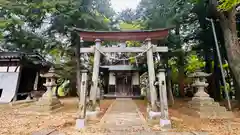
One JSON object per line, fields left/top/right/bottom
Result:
{"left": 99, "top": 98, "right": 149, "bottom": 131}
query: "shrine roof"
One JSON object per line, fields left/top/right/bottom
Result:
{"left": 0, "top": 52, "right": 51, "bottom": 66}
{"left": 72, "top": 27, "right": 173, "bottom": 41}
{"left": 0, "top": 52, "right": 22, "bottom": 59}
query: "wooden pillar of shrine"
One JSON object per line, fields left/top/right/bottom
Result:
{"left": 146, "top": 38, "right": 158, "bottom": 111}
{"left": 89, "top": 39, "right": 101, "bottom": 110}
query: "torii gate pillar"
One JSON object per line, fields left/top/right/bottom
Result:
{"left": 146, "top": 38, "right": 158, "bottom": 111}
{"left": 89, "top": 39, "right": 101, "bottom": 110}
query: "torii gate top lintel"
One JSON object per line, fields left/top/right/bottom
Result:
{"left": 72, "top": 27, "right": 172, "bottom": 41}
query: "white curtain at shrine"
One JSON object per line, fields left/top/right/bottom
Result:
{"left": 109, "top": 72, "right": 116, "bottom": 85}
{"left": 132, "top": 72, "right": 139, "bottom": 85}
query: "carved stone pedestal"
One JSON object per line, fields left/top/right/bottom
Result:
{"left": 188, "top": 95, "right": 233, "bottom": 119}
{"left": 34, "top": 91, "right": 62, "bottom": 112}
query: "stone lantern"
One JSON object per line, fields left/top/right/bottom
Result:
{"left": 35, "top": 67, "right": 62, "bottom": 112}
{"left": 188, "top": 70, "right": 233, "bottom": 119}
{"left": 188, "top": 71, "right": 211, "bottom": 101}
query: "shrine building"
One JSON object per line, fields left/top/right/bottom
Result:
{"left": 0, "top": 52, "right": 50, "bottom": 103}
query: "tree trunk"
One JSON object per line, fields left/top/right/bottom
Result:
{"left": 167, "top": 68, "right": 174, "bottom": 106}
{"left": 214, "top": 51, "right": 222, "bottom": 101}
{"left": 175, "top": 24, "right": 185, "bottom": 97}
{"left": 219, "top": 9, "right": 240, "bottom": 102}
{"left": 72, "top": 32, "right": 81, "bottom": 101}
{"left": 178, "top": 54, "right": 185, "bottom": 97}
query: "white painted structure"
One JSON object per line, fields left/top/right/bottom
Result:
{"left": 109, "top": 72, "right": 116, "bottom": 85}
{"left": 0, "top": 64, "right": 21, "bottom": 103}
{"left": 132, "top": 72, "right": 139, "bottom": 85}
{"left": 0, "top": 52, "right": 49, "bottom": 103}
{"left": 0, "top": 72, "right": 21, "bottom": 103}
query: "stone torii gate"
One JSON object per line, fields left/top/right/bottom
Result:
{"left": 74, "top": 28, "right": 171, "bottom": 112}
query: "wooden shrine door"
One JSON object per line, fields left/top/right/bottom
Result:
{"left": 116, "top": 73, "right": 132, "bottom": 96}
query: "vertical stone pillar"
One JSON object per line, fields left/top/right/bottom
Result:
{"left": 76, "top": 70, "right": 88, "bottom": 129}
{"left": 146, "top": 38, "right": 158, "bottom": 111}
{"left": 157, "top": 70, "right": 171, "bottom": 129}
{"left": 90, "top": 39, "right": 101, "bottom": 110}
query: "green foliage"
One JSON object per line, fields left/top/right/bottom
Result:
{"left": 168, "top": 57, "right": 179, "bottom": 83}
{"left": 0, "top": 0, "right": 115, "bottom": 86}
{"left": 220, "top": 83, "right": 232, "bottom": 93}
{"left": 137, "top": 0, "right": 194, "bottom": 29}
{"left": 126, "top": 41, "right": 141, "bottom": 47}
{"left": 119, "top": 22, "right": 142, "bottom": 30}
{"left": 218, "top": 0, "right": 240, "bottom": 11}
{"left": 117, "top": 8, "right": 138, "bottom": 23}
{"left": 129, "top": 57, "right": 136, "bottom": 64}
{"left": 185, "top": 52, "right": 205, "bottom": 74}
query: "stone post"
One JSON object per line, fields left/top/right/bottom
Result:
{"left": 157, "top": 70, "right": 171, "bottom": 129}
{"left": 76, "top": 70, "right": 88, "bottom": 129}
{"left": 146, "top": 38, "right": 158, "bottom": 111}
{"left": 89, "top": 39, "right": 101, "bottom": 111}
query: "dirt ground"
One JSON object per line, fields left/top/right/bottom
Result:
{"left": 1, "top": 98, "right": 240, "bottom": 135}
{"left": 135, "top": 99, "right": 240, "bottom": 135}
{"left": 0, "top": 98, "right": 113, "bottom": 135}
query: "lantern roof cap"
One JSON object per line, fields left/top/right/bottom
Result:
{"left": 188, "top": 71, "right": 211, "bottom": 78}
{"left": 40, "top": 67, "right": 60, "bottom": 78}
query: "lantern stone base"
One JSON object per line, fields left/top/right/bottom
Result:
{"left": 32, "top": 95, "right": 62, "bottom": 113}
{"left": 187, "top": 97, "right": 233, "bottom": 119}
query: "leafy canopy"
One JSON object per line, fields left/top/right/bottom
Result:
{"left": 218, "top": 0, "right": 240, "bottom": 11}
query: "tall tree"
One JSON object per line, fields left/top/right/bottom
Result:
{"left": 207, "top": 0, "right": 240, "bottom": 102}
{"left": 0, "top": 0, "right": 115, "bottom": 97}
{"left": 137, "top": 0, "right": 196, "bottom": 97}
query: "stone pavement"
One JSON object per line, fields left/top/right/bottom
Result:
{"left": 100, "top": 98, "right": 148, "bottom": 131}
{"left": 97, "top": 98, "right": 208, "bottom": 134}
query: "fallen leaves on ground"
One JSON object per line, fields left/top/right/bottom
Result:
{"left": 135, "top": 99, "right": 240, "bottom": 135}
{"left": 0, "top": 98, "right": 114, "bottom": 135}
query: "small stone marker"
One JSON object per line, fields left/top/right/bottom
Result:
{"left": 75, "top": 119, "right": 85, "bottom": 129}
